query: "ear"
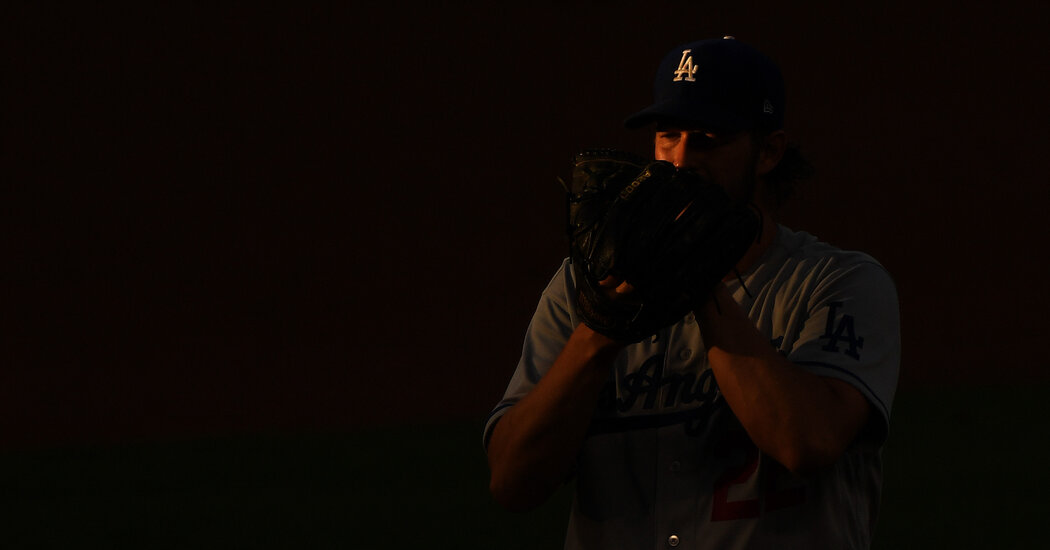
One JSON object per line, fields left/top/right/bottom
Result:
{"left": 756, "top": 130, "right": 787, "bottom": 177}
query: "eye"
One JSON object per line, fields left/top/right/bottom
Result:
{"left": 656, "top": 131, "right": 681, "bottom": 148}
{"left": 689, "top": 132, "right": 721, "bottom": 150}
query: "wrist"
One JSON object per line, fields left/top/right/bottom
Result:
{"left": 574, "top": 323, "right": 628, "bottom": 357}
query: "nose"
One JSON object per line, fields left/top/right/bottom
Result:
{"left": 666, "top": 143, "right": 684, "bottom": 168}
{"left": 667, "top": 135, "right": 691, "bottom": 169}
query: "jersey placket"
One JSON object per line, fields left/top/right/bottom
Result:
{"left": 653, "top": 317, "right": 702, "bottom": 549}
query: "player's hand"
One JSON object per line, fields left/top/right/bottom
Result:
{"left": 598, "top": 276, "right": 638, "bottom": 302}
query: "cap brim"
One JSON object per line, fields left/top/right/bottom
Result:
{"left": 624, "top": 98, "right": 750, "bottom": 131}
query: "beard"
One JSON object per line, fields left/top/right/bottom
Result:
{"left": 725, "top": 155, "right": 760, "bottom": 206}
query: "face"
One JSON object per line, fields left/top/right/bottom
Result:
{"left": 653, "top": 124, "right": 760, "bottom": 203}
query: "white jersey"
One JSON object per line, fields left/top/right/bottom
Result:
{"left": 485, "top": 224, "right": 901, "bottom": 550}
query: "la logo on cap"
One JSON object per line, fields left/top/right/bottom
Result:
{"left": 673, "top": 49, "right": 698, "bottom": 82}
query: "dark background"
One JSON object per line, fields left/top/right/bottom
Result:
{"left": 5, "top": 0, "right": 1049, "bottom": 452}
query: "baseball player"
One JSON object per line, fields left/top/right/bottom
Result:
{"left": 484, "top": 37, "right": 901, "bottom": 549}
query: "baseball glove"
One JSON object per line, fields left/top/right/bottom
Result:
{"left": 566, "top": 148, "right": 760, "bottom": 343}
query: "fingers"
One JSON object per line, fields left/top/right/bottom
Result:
{"left": 599, "top": 276, "right": 636, "bottom": 295}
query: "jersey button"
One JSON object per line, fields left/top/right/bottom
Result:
{"left": 669, "top": 460, "right": 681, "bottom": 472}
{"left": 678, "top": 348, "right": 692, "bottom": 360}
{"left": 668, "top": 535, "right": 680, "bottom": 547}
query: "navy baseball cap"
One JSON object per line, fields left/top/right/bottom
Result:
{"left": 624, "top": 36, "right": 785, "bottom": 132}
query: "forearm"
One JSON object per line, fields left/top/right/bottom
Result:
{"left": 487, "top": 324, "right": 623, "bottom": 511}
{"left": 699, "top": 285, "right": 869, "bottom": 474}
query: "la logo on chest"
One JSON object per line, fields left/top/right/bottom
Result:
{"left": 673, "top": 49, "right": 698, "bottom": 82}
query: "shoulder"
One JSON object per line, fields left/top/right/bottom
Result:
{"left": 545, "top": 257, "right": 574, "bottom": 294}
{"left": 759, "top": 225, "right": 897, "bottom": 299}
{"left": 525, "top": 258, "right": 581, "bottom": 349}
{"left": 781, "top": 226, "right": 885, "bottom": 271}
{"left": 760, "top": 227, "right": 902, "bottom": 438}
{"left": 537, "top": 258, "right": 577, "bottom": 313}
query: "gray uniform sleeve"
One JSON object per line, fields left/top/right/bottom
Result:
{"left": 482, "top": 259, "right": 578, "bottom": 450}
{"left": 787, "top": 260, "right": 901, "bottom": 443}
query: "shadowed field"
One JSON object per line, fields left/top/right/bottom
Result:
{"left": 2, "top": 383, "right": 1047, "bottom": 549}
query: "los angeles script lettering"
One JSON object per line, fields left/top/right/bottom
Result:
{"left": 596, "top": 353, "right": 721, "bottom": 415}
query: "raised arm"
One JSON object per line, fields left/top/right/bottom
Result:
{"left": 697, "top": 284, "right": 872, "bottom": 475}
{"left": 486, "top": 324, "right": 623, "bottom": 511}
